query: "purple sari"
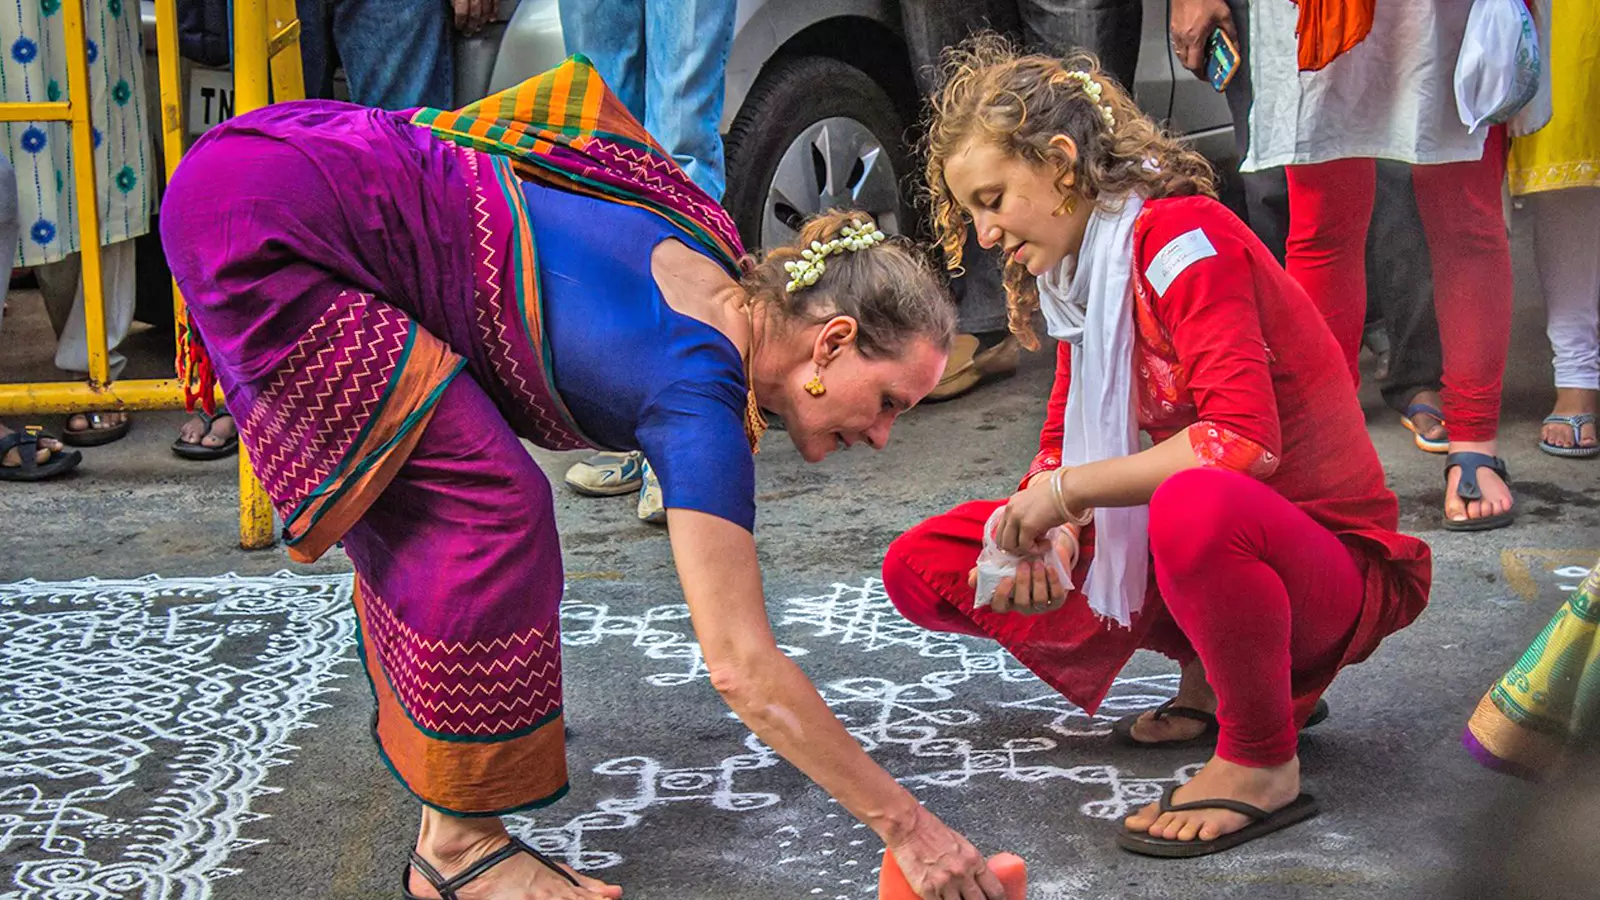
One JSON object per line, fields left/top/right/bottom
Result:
{"left": 161, "top": 59, "right": 743, "bottom": 815}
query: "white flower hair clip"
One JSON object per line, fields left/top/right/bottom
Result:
{"left": 783, "top": 219, "right": 888, "bottom": 293}
{"left": 1065, "top": 70, "right": 1116, "bottom": 131}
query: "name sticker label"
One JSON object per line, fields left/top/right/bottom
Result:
{"left": 1145, "top": 227, "right": 1217, "bottom": 296}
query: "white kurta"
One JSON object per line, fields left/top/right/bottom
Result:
{"left": 1243, "top": 0, "right": 1487, "bottom": 173}
{"left": 1, "top": 0, "right": 152, "bottom": 268}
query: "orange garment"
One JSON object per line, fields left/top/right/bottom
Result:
{"left": 1294, "top": 0, "right": 1375, "bottom": 71}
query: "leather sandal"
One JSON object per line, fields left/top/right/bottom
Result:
{"left": 0, "top": 426, "right": 81, "bottom": 481}
{"left": 171, "top": 410, "right": 239, "bottom": 461}
{"left": 61, "top": 411, "right": 130, "bottom": 447}
{"left": 1443, "top": 451, "right": 1516, "bottom": 532}
{"left": 402, "top": 836, "right": 578, "bottom": 899}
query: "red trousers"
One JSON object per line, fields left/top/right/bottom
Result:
{"left": 1284, "top": 129, "right": 1512, "bottom": 442}
{"left": 882, "top": 469, "right": 1364, "bottom": 767}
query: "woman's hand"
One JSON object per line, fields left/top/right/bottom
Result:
{"left": 886, "top": 805, "right": 1009, "bottom": 900}
{"left": 968, "top": 526, "right": 1079, "bottom": 615}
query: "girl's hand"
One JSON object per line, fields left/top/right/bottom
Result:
{"left": 966, "top": 525, "right": 1079, "bottom": 615}
{"left": 992, "top": 479, "right": 1066, "bottom": 555}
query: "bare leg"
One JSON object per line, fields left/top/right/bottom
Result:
{"left": 408, "top": 809, "right": 623, "bottom": 900}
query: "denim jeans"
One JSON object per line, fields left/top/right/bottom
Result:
{"left": 559, "top": 0, "right": 736, "bottom": 200}
{"left": 1019, "top": 0, "right": 1143, "bottom": 90}
{"left": 898, "top": 0, "right": 1021, "bottom": 336}
{"left": 296, "top": 0, "right": 454, "bottom": 110}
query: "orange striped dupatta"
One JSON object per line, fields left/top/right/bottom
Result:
{"left": 409, "top": 54, "right": 746, "bottom": 273}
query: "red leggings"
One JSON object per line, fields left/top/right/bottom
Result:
{"left": 882, "top": 469, "right": 1364, "bottom": 767}
{"left": 1284, "top": 129, "right": 1511, "bottom": 441}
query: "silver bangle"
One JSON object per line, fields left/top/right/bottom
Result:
{"left": 1051, "top": 468, "right": 1094, "bottom": 527}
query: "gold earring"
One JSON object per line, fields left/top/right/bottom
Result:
{"left": 804, "top": 369, "right": 826, "bottom": 397}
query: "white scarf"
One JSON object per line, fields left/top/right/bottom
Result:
{"left": 1035, "top": 194, "right": 1147, "bottom": 627}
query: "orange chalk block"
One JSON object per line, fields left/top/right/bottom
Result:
{"left": 878, "top": 849, "right": 1027, "bottom": 900}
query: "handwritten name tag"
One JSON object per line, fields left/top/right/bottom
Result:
{"left": 1145, "top": 227, "right": 1217, "bottom": 296}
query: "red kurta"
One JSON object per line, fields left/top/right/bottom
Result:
{"left": 886, "top": 196, "right": 1432, "bottom": 721}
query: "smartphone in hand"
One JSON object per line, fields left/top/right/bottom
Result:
{"left": 1205, "top": 27, "right": 1241, "bottom": 92}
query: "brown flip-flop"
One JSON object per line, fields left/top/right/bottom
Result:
{"left": 1116, "top": 786, "right": 1321, "bottom": 858}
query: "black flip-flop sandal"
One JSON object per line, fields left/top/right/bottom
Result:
{"left": 402, "top": 836, "right": 578, "bottom": 899}
{"left": 1116, "top": 786, "right": 1321, "bottom": 858}
{"left": 61, "top": 411, "right": 130, "bottom": 447}
{"left": 171, "top": 410, "right": 239, "bottom": 461}
{"left": 1110, "top": 698, "right": 1330, "bottom": 749}
{"left": 0, "top": 427, "right": 82, "bottom": 482}
{"left": 1110, "top": 700, "right": 1217, "bottom": 749}
{"left": 1443, "top": 451, "right": 1516, "bottom": 532}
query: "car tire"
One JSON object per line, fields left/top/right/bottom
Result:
{"left": 723, "top": 55, "right": 915, "bottom": 254}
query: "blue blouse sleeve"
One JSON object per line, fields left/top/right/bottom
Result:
{"left": 634, "top": 378, "right": 756, "bottom": 531}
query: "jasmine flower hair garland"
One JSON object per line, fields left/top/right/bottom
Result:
{"left": 783, "top": 220, "right": 888, "bottom": 292}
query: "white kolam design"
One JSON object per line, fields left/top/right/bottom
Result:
{"left": 2, "top": 573, "right": 1188, "bottom": 899}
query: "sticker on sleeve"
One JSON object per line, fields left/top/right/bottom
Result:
{"left": 1145, "top": 227, "right": 1217, "bottom": 296}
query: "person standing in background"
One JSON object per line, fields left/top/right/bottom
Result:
{"left": 0, "top": 152, "right": 80, "bottom": 481}
{"left": 1255, "top": 0, "right": 1514, "bottom": 532}
{"left": 1172, "top": 0, "right": 1451, "bottom": 459}
{"left": 296, "top": 0, "right": 489, "bottom": 111}
{"left": 556, "top": 0, "right": 737, "bottom": 523}
{"left": 1, "top": 0, "right": 152, "bottom": 449}
{"left": 1515, "top": 2, "right": 1600, "bottom": 459}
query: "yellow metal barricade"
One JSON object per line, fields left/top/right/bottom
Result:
{"left": 0, "top": 0, "right": 303, "bottom": 550}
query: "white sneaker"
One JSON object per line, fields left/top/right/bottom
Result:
{"left": 637, "top": 458, "right": 666, "bottom": 525}
{"left": 564, "top": 451, "right": 645, "bottom": 496}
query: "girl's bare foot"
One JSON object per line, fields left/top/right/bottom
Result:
{"left": 409, "top": 810, "right": 622, "bottom": 900}
{"left": 1124, "top": 754, "right": 1302, "bottom": 843}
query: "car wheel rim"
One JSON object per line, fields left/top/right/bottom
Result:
{"left": 760, "top": 116, "right": 901, "bottom": 252}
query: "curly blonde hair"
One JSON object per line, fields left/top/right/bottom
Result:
{"left": 924, "top": 33, "right": 1218, "bottom": 349}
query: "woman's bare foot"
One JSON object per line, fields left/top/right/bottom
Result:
{"left": 1444, "top": 439, "right": 1514, "bottom": 524}
{"left": 409, "top": 810, "right": 622, "bottom": 900}
{"left": 1126, "top": 658, "right": 1216, "bottom": 743}
{"left": 1124, "top": 755, "right": 1302, "bottom": 843}
{"left": 1541, "top": 388, "right": 1599, "bottom": 449}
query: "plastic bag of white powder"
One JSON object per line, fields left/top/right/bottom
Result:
{"left": 974, "top": 507, "right": 1076, "bottom": 610}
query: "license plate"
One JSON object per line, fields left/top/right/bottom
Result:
{"left": 187, "top": 67, "right": 235, "bottom": 135}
